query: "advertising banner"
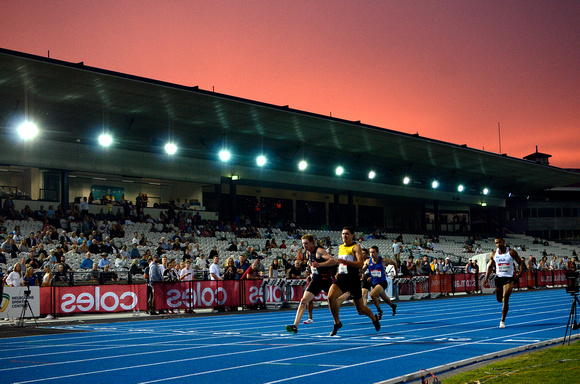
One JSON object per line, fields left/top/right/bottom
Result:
{"left": 155, "top": 281, "right": 241, "bottom": 309}
{"left": 1, "top": 287, "right": 40, "bottom": 319}
{"left": 55, "top": 285, "right": 146, "bottom": 314}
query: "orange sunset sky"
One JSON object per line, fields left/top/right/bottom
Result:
{"left": 1, "top": 0, "right": 579, "bottom": 168}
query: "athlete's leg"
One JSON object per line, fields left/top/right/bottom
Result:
{"left": 307, "top": 300, "right": 314, "bottom": 320}
{"left": 361, "top": 288, "right": 369, "bottom": 307}
{"left": 501, "top": 282, "right": 514, "bottom": 322}
{"left": 353, "top": 296, "right": 375, "bottom": 320}
{"left": 327, "top": 284, "right": 344, "bottom": 325}
{"left": 294, "top": 291, "right": 315, "bottom": 327}
{"left": 370, "top": 285, "right": 383, "bottom": 313}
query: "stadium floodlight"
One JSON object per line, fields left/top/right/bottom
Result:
{"left": 335, "top": 166, "right": 344, "bottom": 176}
{"left": 98, "top": 134, "right": 113, "bottom": 147}
{"left": 483, "top": 188, "right": 489, "bottom": 195}
{"left": 231, "top": 174, "right": 239, "bottom": 181}
{"left": 432, "top": 180, "right": 439, "bottom": 189}
{"left": 403, "top": 176, "right": 410, "bottom": 185}
{"left": 298, "top": 160, "right": 307, "bottom": 171}
{"left": 481, "top": 202, "right": 487, "bottom": 207}
{"left": 17, "top": 121, "right": 38, "bottom": 140}
{"left": 165, "top": 143, "right": 177, "bottom": 155}
{"left": 457, "top": 184, "right": 464, "bottom": 192}
{"left": 368, "top": 170, "right": 376, "bottom": 179}
{"left": 256, "top": 155, "right": 266, "bottom": 166}
{"left": 219, "top": 150, "right": 231, "bottom": 162}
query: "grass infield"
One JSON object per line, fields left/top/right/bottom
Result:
{"left": 442, "top": 340, "right": 579, "bottom": 384}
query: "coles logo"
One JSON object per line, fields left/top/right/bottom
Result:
{"left": 166, "top": 282, "right": 228, "bottom": 307}
{"left": 61, "top": 287, "right": 138, "bottom": 313}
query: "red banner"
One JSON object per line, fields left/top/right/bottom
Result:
{"left": 441, "top": 274, "right": 453, "bottom": 293}
{"left": 41, "top": 285, "right": 147, "bottom": 315}
{"left": 553, "top": 270, "right": 566, "bottom": 286}
{"left": 454, "top": 274, "right": 466, "bottom": 292}
{"left": 429, "top": 275, "right": 441, "bottom": 293}
{"left": 154, "top": 280, "right": 242, "bottom": 309}
{"left": 517, "top": 272, "right": 528, "bottom": 288}
{"left": 537, "top": 271, "right": 549, "bottom": 286}
{"left": 286, "top": 281, "right": 305, "bottom": 302}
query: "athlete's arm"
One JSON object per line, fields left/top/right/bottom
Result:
{"left": 482, "top": 252, "right": 495, "bottom": 285}
{"left": 382, "top": 257, "right": 398, "bottom": 276}
{"left": 310, "top": 248, "right": 337, "bottom": 268}
{"left": 510, "top": 250, "right": 524, "bottom": 277}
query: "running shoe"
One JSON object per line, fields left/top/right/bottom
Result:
{"left": 285, "top": 324, "right": 298, "bottom": 334}
{"left": 303, "top": 318, "right": 314, "bottom": 324}
{"left": 499, "top": 321, "right": 506, "bottom": 329}
{"left": 329, "top": 322, "right": 343, "bottom": 336}
{"left": 373, "top": 315, "right": 381, "bottom": 332}
{"left": 392, "top": 304, "right": 397, "bottom": 316}
{"left": 377, "top": 310, "right": 383, "bottom": 321}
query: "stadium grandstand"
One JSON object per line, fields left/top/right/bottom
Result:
{"left": 2, "top": 47, "right": 580, "bottom": 384}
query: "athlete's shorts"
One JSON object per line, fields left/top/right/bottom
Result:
{"left": 361, "top": 276, "right": 372, "bottom": 290}
{"left": 495, "top": 276, "right": 515, "bottom": 291}
{"left": 306, "top": 274, "right": 333, "bottom": 296}
{"left": 372, "top": 280, "right": 389, "bottom": 291}
{"left": 335, "top": 273, "right": 363, "bottom": 300}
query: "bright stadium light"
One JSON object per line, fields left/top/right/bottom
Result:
{"left": 457, "top": 184, "right": 464, "bottom": 192}
{"left": 335, "top": 166, "right": 344, "bottom": 176}
{"left": 219, "top": 150, "right": 231, "bottom": 162}
{"left": 98, "top": 134, "right": 113, "bottom": 147}
{"left": 17, "top": 121, "right": 38, "bottom": 140}
{"left": 403, "top": 176, "right": 410, "bottom": 185}
{"left": 368, "top": 170, "right": 376, "bottom": 179}
{"left": 432, "top": 180, "right": 439, "bottom": 189}
{"left": 483, "top": 188, "right": 489, "bottom": 195}
{"left": 298, "top": 160, "right": 307, "bottom": 171}
{"left": 165, "top": 143, "right": 177, "bottom": 155}
{"left": 256, "top": 155, "right": 266, "bottom": 166}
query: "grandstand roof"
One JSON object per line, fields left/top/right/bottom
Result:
{"left": 1, "top": 47, "right": 579, "bottom": 197}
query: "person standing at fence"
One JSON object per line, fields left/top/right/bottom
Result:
{"left": 326, "top": 226, "right": 381, "bottom": 336}
{"left": 285, "top": 234, "right": 337, "bottom": 334}
{"left": 364, "top": 246, "right": 397, "bottom": 319}
{"left": 482, "top": 236, "right": 524, "bottom": 329}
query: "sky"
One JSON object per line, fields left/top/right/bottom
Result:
{"left": 1, "top": 0, "right": 579, "bottom": 168}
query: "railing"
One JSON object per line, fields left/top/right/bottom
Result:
{"left": 35, "top": 270, "right": 568, "bottom": 317}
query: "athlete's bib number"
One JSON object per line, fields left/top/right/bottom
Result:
{"left": 338, "top": 264, "right": 348, "bottom": 274}
{"left": 371, "top": 270, "right": 382, "bottom": 278}
{"left": 497, "top": 263, "right": 510, "bottom": 273}
{"left": 311, "top": 266, "right": 318, "bottom": 275}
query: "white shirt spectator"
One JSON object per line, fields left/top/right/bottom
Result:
{"left": 180, "top": 267, "right": 194, "bottom": 281}
{"left": 196, "top": 257, "right": 207, "bottom": 270}
{"left": 209, "top": 263, "right": 221, "bottom": 281}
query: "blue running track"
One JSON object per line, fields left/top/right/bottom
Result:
{"left": 0, "top": 288, "right": 577, "bottom": 384}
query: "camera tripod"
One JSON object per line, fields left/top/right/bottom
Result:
{"left": 563, "top": 292, "right": 580, "bottom": 345}
{"left": 15, "top": 289, "right": 38, "bottom": 328}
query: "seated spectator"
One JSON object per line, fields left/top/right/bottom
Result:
{"left": 25, "top": 251, "right": 42, "bottom": 270}
{"left": 242, "top": 261, "right": 262, "bottom": 279}
{"left": 86, "top": 263, "right": 100, "bottom": 281}
{"left": 59, "top": 256, "right": 74, "bottom": 274}
{"left": 53, "top": 264, "right": 69, "bottom": 284}
{"left": 98, "top": 253, "right": 110, "bottom": 269}
{"left": 286, "top": 260, "right": 303, "bottom": 279}
{"left": 129, "top": 259, "right": 142, "bottom": 275}
{"left": 101, "top": 264, "right": 118, "bottom": 283}
{"left": 420, "top": 255, "right": 432, "bottom": 276}
{"left": 80, "top": 253, "right": 93, "bottom": 270}
{"left": 195, "top": 254, "right": 207, "bottom": 271}
{"left": 115, "top": 253, "right": 129, "bottom": 270}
